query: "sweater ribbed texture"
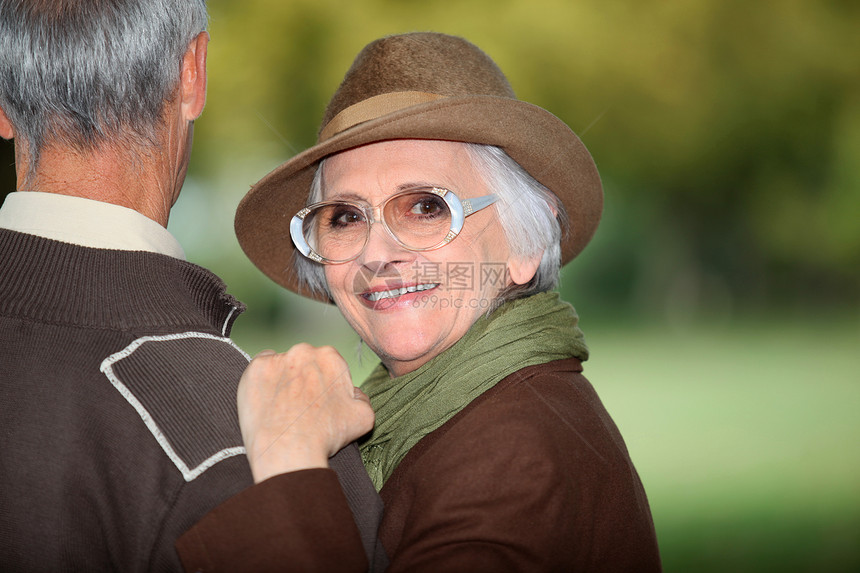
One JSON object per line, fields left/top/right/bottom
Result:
{"left": 0, "top": 229, "right": 252, "bottom": 572}
{"left": 0, "top": 229, "right": 243, "bottom": 331}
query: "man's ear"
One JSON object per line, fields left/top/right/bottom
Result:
{"left": 0, "top": 105, "right": 14, "bottom": 140}
{"left": 179, "top": 31, "right": 209, "bottom": 121}
{"left": 508, "top": 252, "right": 543, "bottom": 286}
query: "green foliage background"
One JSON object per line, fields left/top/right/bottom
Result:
{"left": 1, "top": 1, "right": 858, "bottom": 570}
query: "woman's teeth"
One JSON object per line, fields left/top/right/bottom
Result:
{"left": 365, "top": 283, "right": 437, "bottom": 302}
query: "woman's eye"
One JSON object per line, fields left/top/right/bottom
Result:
{"left": 410, "top": 198, "right": 443, "bottom": 216}
{"left": 330, "top": 207, "right": 364, "bottom": 227}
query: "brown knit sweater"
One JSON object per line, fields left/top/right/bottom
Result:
{"left": 0, "top": 229, "right": 383, "bottom": 572}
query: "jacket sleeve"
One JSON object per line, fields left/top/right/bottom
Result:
{"left": 175, "top": 469, "right": 368, "bottom": 573}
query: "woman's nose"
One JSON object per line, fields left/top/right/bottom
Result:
{"left": 358, "top": 220, "right": 412, "bottom": 268}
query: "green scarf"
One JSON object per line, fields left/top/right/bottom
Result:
{"left": 358, "top": 292, "right": 589, "bottom": 491}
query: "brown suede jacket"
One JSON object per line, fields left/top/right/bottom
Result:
{"left": 177, "top": 357, "right": 662, "bottom": 572}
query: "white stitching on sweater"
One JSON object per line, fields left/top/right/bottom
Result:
{"left": 221, "top": 306, "right": 239, "bottom": 337}
{"left": 99, "top": 332, "right": 251, "bottom": 482}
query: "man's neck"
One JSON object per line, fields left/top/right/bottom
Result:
{"left": 18, "top": 144, "right": 178, "bottom": 228}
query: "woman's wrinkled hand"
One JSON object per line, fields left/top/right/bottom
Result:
{"left": 237, "top": 344, "right": 375, "bottom": 484}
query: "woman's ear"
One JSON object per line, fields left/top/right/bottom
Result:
{"left": 507, "top": 252, "right": 543, "bottom": 285}
{"left": 0, "top": 105, "right": 14, "bottom": 140}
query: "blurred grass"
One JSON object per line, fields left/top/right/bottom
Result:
{"left": 583, "top": 317, "right": 860, "bottom": 572}
{"left": 231, "top": 306, "right": 860, "bottom": 572}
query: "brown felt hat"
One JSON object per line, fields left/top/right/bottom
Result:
{"left": 235, "top": 32, "right": 603, "bottom": 300}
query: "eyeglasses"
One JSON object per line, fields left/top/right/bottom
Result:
{"left": 290, "top": 187, "right": 497, "bottom": 264}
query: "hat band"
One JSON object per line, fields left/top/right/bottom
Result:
{"left": 319, "top": 91, "right": 445, "bottom": 142}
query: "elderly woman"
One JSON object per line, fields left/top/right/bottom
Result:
{"left": 178, "top": 32, "right": 661, "bottom": 572}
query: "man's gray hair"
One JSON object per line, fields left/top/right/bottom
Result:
{"left": 0, "top": 0, "right": 208, "bottom": 162}
{"left": 295, "top": 142, "right": 567, "bottom": 305}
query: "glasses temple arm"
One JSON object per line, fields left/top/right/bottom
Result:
{"left": 461, "top": 194, "right": 497, "bottom": 217}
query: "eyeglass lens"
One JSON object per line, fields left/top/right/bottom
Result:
{"left": 302, "top": 189, "right": 452, "bottom": 261}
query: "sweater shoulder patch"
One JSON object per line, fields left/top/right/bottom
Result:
{"left": 100, "top": 332, "right": 251, "bottom": 482}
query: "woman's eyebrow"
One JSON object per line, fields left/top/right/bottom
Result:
{"left": 326, "top": 182, "right": 449, "bottom": 202}
{"left": 322, "top": 190, "right": 367, "bottom": 202}
{"left": 394, "top": 181, "right": 447, "bottom": 192}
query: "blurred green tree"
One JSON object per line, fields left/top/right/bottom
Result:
{"left": 2, "top": 0, "right": 858, "bottom": 317}
{"left": 188, "top": 0, "right": 860, "bottom": 317}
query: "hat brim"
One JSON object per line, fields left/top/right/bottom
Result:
{"left": 235, "top": 95, "right": 603, "bottom": 302}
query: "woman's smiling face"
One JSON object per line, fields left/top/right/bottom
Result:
{"left": 321, "top": 139, "right": 527, "bottom": 377}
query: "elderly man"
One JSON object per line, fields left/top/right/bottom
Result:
{"left": 0, "top": 1, "right": 382, "bottom": 571}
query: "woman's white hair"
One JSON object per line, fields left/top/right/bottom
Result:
{"left": 294, "top": 142, "right": 568, "bottom": 304}
{"left": 0, "top": 0, "right": 208, "bottom": 164}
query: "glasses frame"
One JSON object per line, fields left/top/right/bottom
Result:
{"left": 290, "top": 187, "right": 497, "bottom": 264}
